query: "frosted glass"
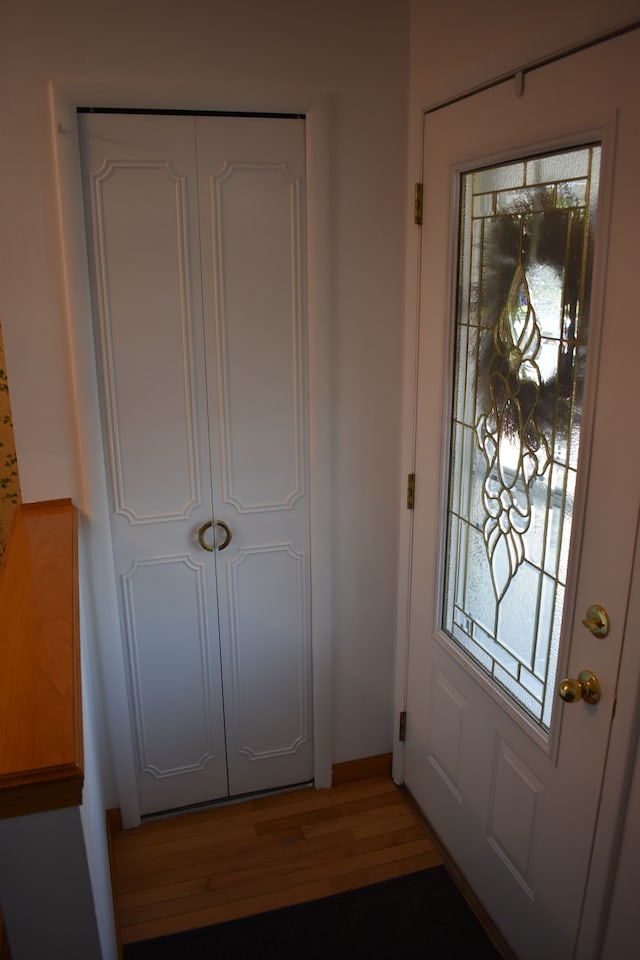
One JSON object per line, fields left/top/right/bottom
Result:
{"left": 498, "top": 561, "right": 538, "bottom": 666}
{"left": 526, "top": 149, "right": 591, "bottom": 184}
{"left": 474, "top": 161, "right": 525, "bottom": 193}
{"left": 450, "top": 422, "right": 463, "bottom": 519}
{"left": 455, "top": 325, "right": 469, "bottom": 423}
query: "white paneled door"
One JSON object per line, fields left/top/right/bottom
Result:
{"left": 80, "top": 113, "right": 313, "bottom": 815}
{"left": 404, "top": 32, "right": 639, "bottom": 960}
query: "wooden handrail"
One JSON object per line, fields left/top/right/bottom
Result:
{"left": 0, "top": 499, "right": 83, "bottom": 818}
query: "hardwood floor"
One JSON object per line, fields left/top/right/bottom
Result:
{"left": 109, "top": 772, "right": 444, "bottom": 947}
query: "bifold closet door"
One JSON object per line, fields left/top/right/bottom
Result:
{"left": 80, "top": 113, "right": 313, "bottom": 816}
{"left": 195, "top": 117, "right": 313, "bottom": 797}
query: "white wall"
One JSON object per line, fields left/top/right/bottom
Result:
{"left": 0, "top": 808, "right": 103, "bottom": 959}
{"left": 0, "top": 0, "right": 409, "bottom": 788}
{"left": 410, "top": 0, "right": 640, "bottom": 108}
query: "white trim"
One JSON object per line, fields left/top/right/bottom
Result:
{"left": 49, "top": 81, "right": 334, "bottom": 825}
{"left": 305, "top": 97, "right": 334, "bottom": 789}
{"left": 391, "top": 105, "right": 425, "bottom": 786}
{"left": 49, "top": 85, "right": 140, "bottom": 827}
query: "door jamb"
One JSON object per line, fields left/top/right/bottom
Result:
{"left": 49, "top": 81, "right": 334, "bottom": 827}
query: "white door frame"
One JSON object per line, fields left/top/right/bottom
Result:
{"left": 393, "top": 29, "right": 640, "bottom": 956}
{"left": 49, "top": 80, "right": 334, "bottom": 827}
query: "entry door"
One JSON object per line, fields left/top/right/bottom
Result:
{"left": 404, "top": 31, "right": 639, "bottom": 960}
{"left": 80, "top": 113, "right": 313, "bottom": 816}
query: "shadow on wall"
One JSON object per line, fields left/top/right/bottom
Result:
{"left": 0, "top": 318, "right": 21, "bottom": 563}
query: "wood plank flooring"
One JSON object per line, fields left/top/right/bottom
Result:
{"left": 110, "top": 774, "right": 444, "bottom": 946}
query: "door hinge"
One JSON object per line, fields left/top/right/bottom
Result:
{"left": 407, "top": 473, "right": 415, "bottom": 510}
{"left": 399, "top": 710, "right": 407, "bottom": 742}
{"left": 414, "top": 182, "right": 423, "bottom": 225}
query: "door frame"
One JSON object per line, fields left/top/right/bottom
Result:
{"left": 49, "top": 79, "right": 334, "bottom": 827}
{"left": 392, "top": 28, "right": 640, "bottom": 956}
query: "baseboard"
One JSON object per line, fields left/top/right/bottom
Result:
{"left": 331, "top": 753, "right": 392, "bottom": 786}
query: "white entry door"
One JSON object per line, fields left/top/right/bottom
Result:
{"left": 404, "top": 31, "right": 639, "bottom": 960}
{"left": 80, "top": 113, "right": 313, "bottom": 816}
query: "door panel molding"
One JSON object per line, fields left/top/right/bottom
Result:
{"left": 426, "top": 667, "right": 466, "bottom": 802}
{"left": 121, "top": 554, "right": 222, "bottom": 779}
{"left": 224, "top": 542, "right": 311, "bottom": 764}
{"left": 90, "top": 157, "right": 202, "bottom": 525}
{"left": 209, "top": 158, "right": 306, "bottom": 514}
{"left": 487, "top": 738, "right": 543, "bottom": 895}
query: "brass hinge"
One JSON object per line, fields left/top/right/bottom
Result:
{"left": 399, "top": 711, "right": 407, "bottom": 742}
{"left": 414, "top": 183, "right": 423, "bottom": 225}
{"left": 407, "top": 473, "right": 415, "bottom": 510}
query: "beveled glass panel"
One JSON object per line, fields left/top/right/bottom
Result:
{"left": 443, "top": 144, "right": 601, "bottom": 730}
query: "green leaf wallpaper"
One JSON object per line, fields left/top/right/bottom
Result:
{"left": 0, "top": 319, "right": 21, "bottom": 564}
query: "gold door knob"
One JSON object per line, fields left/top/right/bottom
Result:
{"left": 558, "top": 669, "right": 601, "bottom": 705}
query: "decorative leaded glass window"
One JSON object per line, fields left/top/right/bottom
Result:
{"left": 443, "top": 145, "right": 601, "bottom": 730}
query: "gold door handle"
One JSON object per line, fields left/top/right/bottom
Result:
{"left": 582, "top": 604, "right": 609, "bottom": 638}
{"left": 197, "top": 520, "right": 232, "bottom": 552}
{"left": 216, "top": 520, "right": 232, "bottom": 551}
{"left": 558, "top": 669, "right": 601, "bottom": 705}
{"left": 198, "top": 520, "right": 214, "bottom": 552}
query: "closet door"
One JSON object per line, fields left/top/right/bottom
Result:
{"left": 80, "top": 112, "right": 313, "bottom": 816}
{"left": 80, "top": 114, "right": 228, "bottom": 814}
{"left": 196, "top": 117, "right": 313, "bottom": 795}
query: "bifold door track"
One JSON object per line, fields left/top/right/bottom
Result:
{"left": 76, "top": 106, "right": 305, "bottom": 119}
{"left": 141, "top": 780, "right": 314, "bottom": 824}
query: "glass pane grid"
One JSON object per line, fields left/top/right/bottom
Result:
{"left": 471, "top": 186, "right": 587, "bottom": 222}
{"left": 443, "top": 144, "right": 600, "bottom": 730}
{"left": 450, "top": 606, "right": 545, "bottom": 719}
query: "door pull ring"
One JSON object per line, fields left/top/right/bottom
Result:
{"left": 198, "top": 520, "right": 232, "bottom": 552}
{"left": 198, "top": 521, "right": 214, "bottom": 552}
{"left": 216, "top": 520, "right": 232, "bottom": 551}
